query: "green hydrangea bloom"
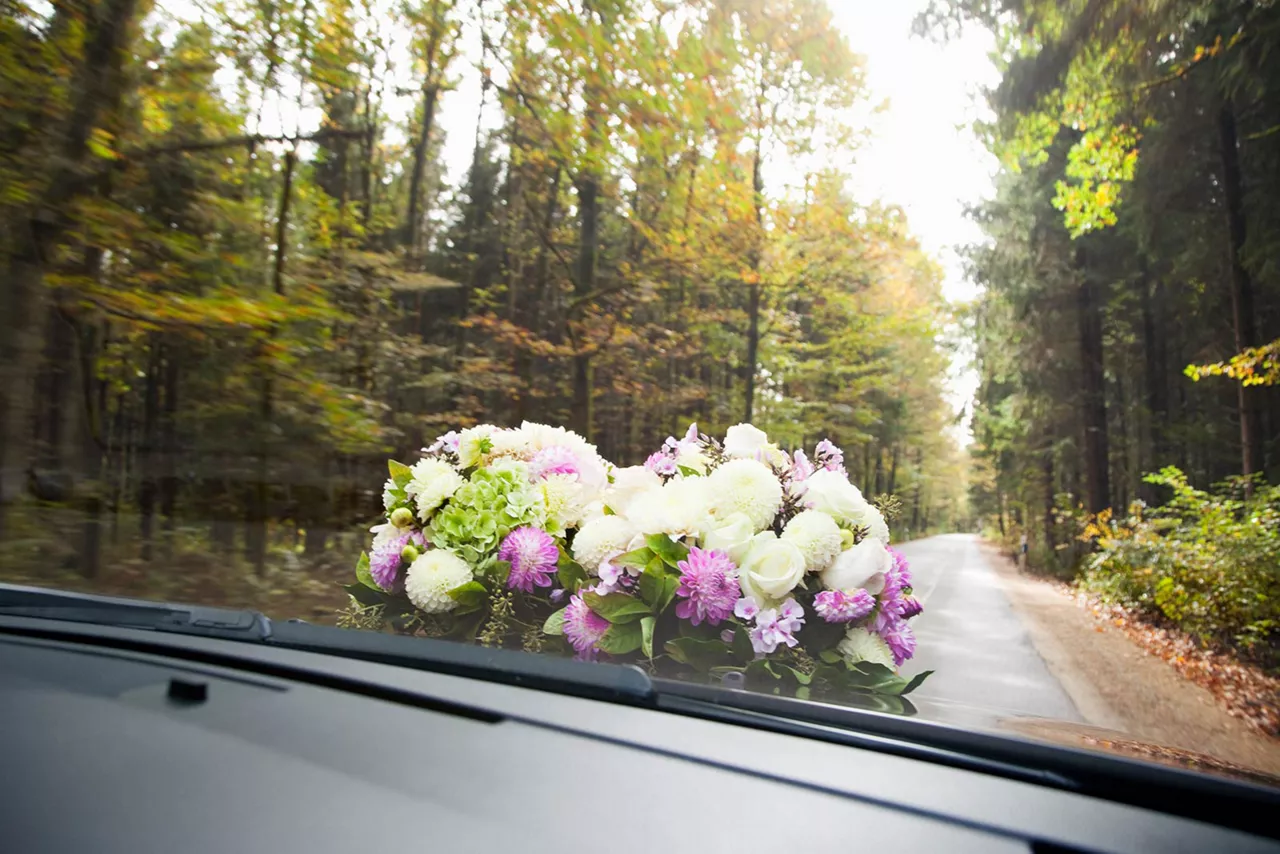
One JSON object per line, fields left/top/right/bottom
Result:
{"left": 429, "top": 459, "right": 546, "bottom": 565}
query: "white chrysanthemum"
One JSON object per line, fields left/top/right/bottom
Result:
{"left": 489, "top": 427, "right": 533, "bottom": 460}
{"left": 456, "top": 425, "right": 496, "bottom": 468}
{"left": 539, "top": 474, "right": 587, "bottom": 536}
{"left": 707, "top": 458, "right": 783, "bottom": 531}
{"left": 626, "top": 477, "right": 714, "bottom": 538}
{"left": 404, "top": 550, "right": 473, "bottom": 614}
{"left": 838, "top": 627, "right": 896, "bottom": 670}
{"left": 405, "top": 458, "right": 464, "bottom": 522}
{"left": 381, "top": 478, "right": 399, "bottom": 510}
{"left": 781, "top": 510, "right": 843, "bottom": 572}
{"left": 572, "top": 515, "right": 636, "bottom": 574}
{"left": 859, "top": 505, "right": 891, "bottom": 545}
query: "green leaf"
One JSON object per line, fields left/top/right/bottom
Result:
{"left": 664, "top": 637, "right": 731, "bottom": 671}
{"left": 556, "top": 549, "right": 587, "bottom": 591}
{"left": 343, "top": 581, "right": 387, "bottom": 607}
{"left": 900, "top": 670, "right": 933, "bottom": 696}
{"left": 730, "top": 625, "right": 755, "bottom": 661}
{"left": 597, "top": 621, "right": 644, "bottom": 655}
{"left": 818, "top": 648, "right": 843, "bottom": 664}
{"left": 354, "top": 551, "right": 381, "bottom": 590}
{"left": 656, "top": 573, "right": 681, "bottom": 613}
{"left": 446, "top": 580, "right": 488, "bottom": 608}
{"left": 388, "top": 459, "right": 413, "bottom": 489}
{"left": 640, "top": 616, "right": 656, "bottom": 659}
{"left": 646, "top": 533, "right": 689, "bottom": 567}
{"left": 638, "top": 562, "right": 665, "bottom": 606}
{"left": 613, "top": 547, "right": 654, "bottom": 570}
{"left": 487, "top": 560, "right": 511, "bottom": 587}
{"left": 677, "top": 465, "right": 699, "bottom": 478}
{"left": 583, "top": 591, "right": 653, "bottom": 624}
{"left": 543, "top": 607, "right": 567, "bottom": 636}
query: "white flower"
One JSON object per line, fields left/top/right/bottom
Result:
{"left": 404, "top": 550, "right": 473, "bottom": 614}
{"left": 627, "top": 477, "right": 714, "bottom": 538}
{"left": 381, "top": 477, "right": 399, "bottom": 510}
{"left": 539, "top": 474, "right": 587, "bottom": 536}
{"left": 803, "top": 469, "right": 889, "bottom": 543}
{"left": 456, "top": 425, "right": 496, "bottom": 468}
{"left": 737, "top": 532, "right": 806, "bottom": 605}
{"left": 782, "top": 510, "right": 843, "bottom": 572}
{"left": 703, "top": 512, "right": 755, "bottom": 564}
{"left": 820, "top": 538, "right": 891, "bottom": 594}
{"left": 674, "top": 445, "right": 710, "bottom": 475}
{"left": 516, "top": 421, "right": 609, "bottom": 492}
{"left": 405, "top": 458, "right": 464, "bottom": 522}
{"left": 489, "top": 428, "right": 533, "bottom": 460}
{"left": 578, "top": 499, "right": 607, "bottom": 525}
{"left": 707, "top": 458, "right": 783, "bottom": 531}
{"left": 369, "top": 522, "right": 401, "bottom": 549}
{"left": 723, "top": 423, "right": 770, "bottom": 458}
{"left": 606, "top": 466, "right": 661, "bottom": 515}
{"left": 572, "top": 515, "right": 636, "bottom": 574}
{"left": 838, "top": 627, "right": 896, "bottom": 670}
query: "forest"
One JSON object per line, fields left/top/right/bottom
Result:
{"left": 0, "top": 0, "right": 966, "bottom": 609}
{"left": 922, "top": 0, "right": 1280, "bottom": 648}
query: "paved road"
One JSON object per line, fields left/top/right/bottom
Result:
{"left": 897, "top": 533, "right": 1083, "bottom": 722}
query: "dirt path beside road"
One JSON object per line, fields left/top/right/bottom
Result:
{"left": 983, "top": 542, "right": 1280, "bottom": 777}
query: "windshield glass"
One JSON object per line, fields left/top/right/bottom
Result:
{"left": 2, "top": 0, "right": 1278, "bottom": 787}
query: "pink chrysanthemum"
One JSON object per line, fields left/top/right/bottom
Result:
{"left": 814, "top": 588, "right": 875, "bottom": 623}
{"left": 563, "top": 591, "right": 610, "bottom": 659}
{"left": 674, "top": 547, "right": 740, "bottom": 626}
{"left": 529, "top": 446, "right": 582, "bottom": 480}
{"left": 369, "top": 531, "right": 425, "bottom": 591}
{"left": 498, "top": 527, "right": 560, "bottom": 593}
{"left": 885, "top": 547, "right": 914, "bottom": 594}
{"left": 878, "top": 617, "right": 917, "bottom": 666}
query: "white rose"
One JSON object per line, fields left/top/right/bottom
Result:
{"left": 820, "top": 538, "right": 891, "bottom": 594}
{"left": 803, "top": 469, "right": 867, "bottom": 521}
{"left": 702, "top": 512, "right": 755, "bottom": 564}
{"left": 738, "top": 532, "right": 806, "bottom": 605}
{"left": 723, "top": 423, "right": 770, "bottom": 459}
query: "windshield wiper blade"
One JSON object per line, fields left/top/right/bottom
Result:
{"left": 0, "top": 583, "right": 272, "bottom": 640}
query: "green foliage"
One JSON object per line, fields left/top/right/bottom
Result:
{"left": 1082, "top": 468, "right": 1280, "bottom": 650}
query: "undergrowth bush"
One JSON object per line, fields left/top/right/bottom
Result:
{"left": 1082, "top": 467, "right": 1280, "bottom": 654}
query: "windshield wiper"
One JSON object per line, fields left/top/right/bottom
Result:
{"left": 0, "top": 583, "right": 272, "bottom": 640}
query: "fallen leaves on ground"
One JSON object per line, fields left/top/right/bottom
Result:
{"left": 1057, "top": 583, "right": 1280, "bottom": 739}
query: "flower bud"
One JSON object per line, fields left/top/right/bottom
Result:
{"left": 390, "top": 507, "right": 415, "bottom": 529}
{"left": 400, "top": 544, "right": 421, "bottom": 564}
{"left": 840, "top": 527, "right": 856, "bottom": 549}
{"left": 898, "top": 594, "right": 923, "bottom": 619}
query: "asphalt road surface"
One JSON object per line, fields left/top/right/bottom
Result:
{"left": 897, "top": 533, "right": 1083, "bottom": 722}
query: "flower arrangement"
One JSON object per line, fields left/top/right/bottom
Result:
{"left": 345, "top": 422, "right": 930, "bottom": 704}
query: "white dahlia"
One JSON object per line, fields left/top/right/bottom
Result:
{"left": 606, "top": 466, "right": 661, "bottom": 515}
{"left": 404, "top": 550, "right": 473, "bottom": 614}
{"left": 405, "top": 458, "right": 464, "bottom": 522}
{"left": 838, "top": 627, "right": 896, "bottom": 670}
{"left": 517, "top": 422, "right": 609, "bottom": 492}
{"left": 539, "top": 474, "right": 587, "bottom": 536}
{"left": 627, "top": 477, "right": 714, "bottom": 539}
{"left": 456, "top": 425, "right": 497, "bottom": 469}
{"left": 781, "top": 510, "right": 843, "bottom": 572}
{"left": 381, "top": 477, "right": 399, "bottom": 510}
{"left": 488, "top": 427, "right": 533, "bottom": 460}
{"left": 707, "top": 458, "right": 783, "bottom": 531}
{"left": 572, "top": 515, "right": 636, "bottom": 574}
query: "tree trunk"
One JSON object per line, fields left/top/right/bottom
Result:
{"left": 1217, "top": 101, "right": 1263, "bottom": 482}
{"left": 138, "top": 341, "right": 160, "bottom": 562}
{"left": 1139, "top": 274, "right": 1169, "bottom": 500}
{"left": 405, "top": 84, "right": 439, "bottom": 261}
{"left": 572, "top": 171, "right": 599, "bottom": 440}
{"left": 0, "top": 0, "right": 140, "bottom": 530}
{"left": 159, "top": 349, "right": 179, "bottom": 558}
{"left": 1076, "top": 246, "right": 1111, "bottom": 514}
{"left": 743, "top": 140, "right": 765, "bottom": 423}
{"left": 78, "top": 320, "right": 105, "bottom": 578}
{"left": 1042, "top": 444, "right": 1056, "bottom": 559}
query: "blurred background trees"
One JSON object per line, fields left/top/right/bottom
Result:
{"left": 0, "top": 0, "right": 965, "bottom": 608}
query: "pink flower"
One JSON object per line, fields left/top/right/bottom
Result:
{"left": 734, "top": 597, "right": 759, "bottom": 621}
{"left": 790, "top": 449, "right": 815, "bottom": 483}
{"left": 674, "top": 547, "right": 740, "bottom": 626}
{"left": 530, "top": 446, "right": 582, "bottom": 480}
{"left": 564, "top": 591, "right": 610, "bottom": 659}
{"left": 814, "top": 439, "right": 846, "bottom": 474}
{"left": 814, "top": 588, "right": 874, "bottom": 623}
{"left": 369, "top": 530, "right": 425, "bottom": 592}
{"left": 498, "top": 527, "right": 560, "bottom": 593}
{"left": 879, "top": 618, "right": 917, "bottom": 666}
{"left": 645, "top": 451, "right": 678, "bottom": 476}
{"left": 747, "top": 597, "right": 804, "bottom": 655}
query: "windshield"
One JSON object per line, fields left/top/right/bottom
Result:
{"left": 2, "top": 0, "right": 1277, "bottom": 788}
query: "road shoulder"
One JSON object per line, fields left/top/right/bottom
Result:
{"left": 981, "top": 542, "right": 1280, "bottom": 777}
